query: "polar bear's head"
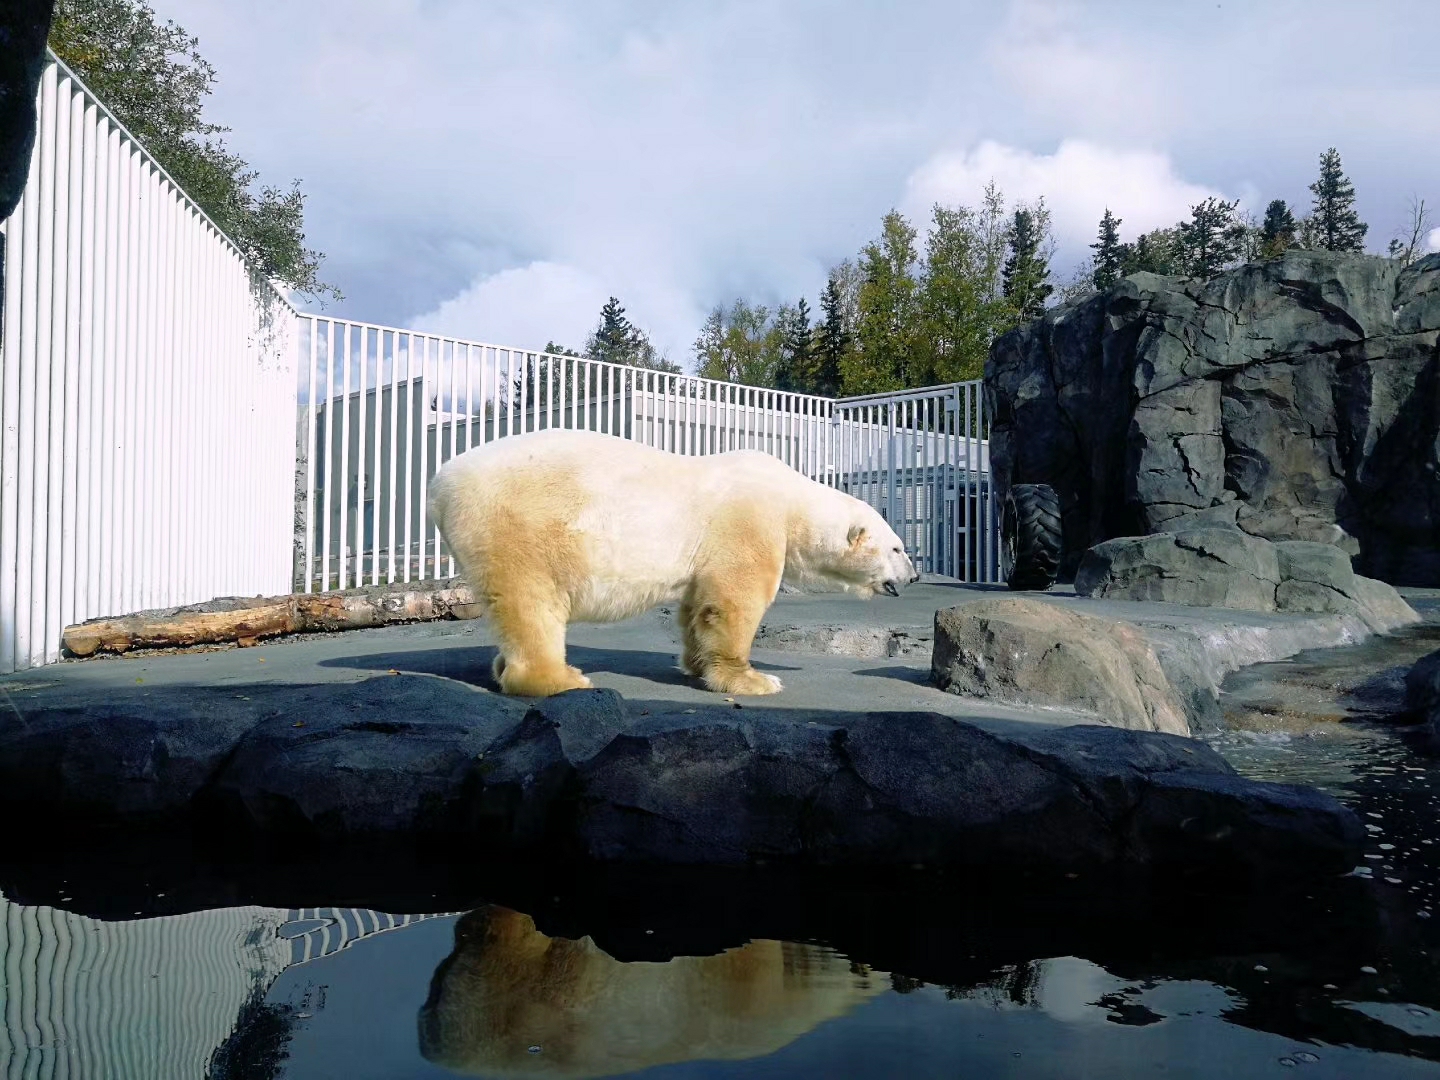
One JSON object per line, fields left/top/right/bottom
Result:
{"left": 809, "top": 499, "right": 919, "bottom": 597}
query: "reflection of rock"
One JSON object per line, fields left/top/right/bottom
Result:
{"left": 418, "top": 906, "right": 884, "bottom": 1078}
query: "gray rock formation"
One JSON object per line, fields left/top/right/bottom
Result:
{"left": 1406, "top": 648, "right": 1440, "bottom": 738}
{"left": 987, "top": 251, "right": 1440, "bottom": 585}
{"left": 930, "top": 596, "right": 1191, "bottom": 735}
{"left": 0, "top": 674, "right": 1363, "bottom": 880}
{"left": 1076, "top": 529, "right": 1419, "bottom": 633}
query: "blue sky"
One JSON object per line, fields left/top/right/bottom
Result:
{"left": 161, "top": 0, "right": 1440, "bottom": 364}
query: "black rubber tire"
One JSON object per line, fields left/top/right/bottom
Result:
{"left": 1001, "top": 484, "right": 1062, "bottom": 591}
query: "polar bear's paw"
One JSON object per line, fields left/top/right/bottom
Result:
{"left": 703, "top": 666, "right": 784, "bottom": 697}
{"left": 497, "top": 659, "right": 594, "bottom": 698}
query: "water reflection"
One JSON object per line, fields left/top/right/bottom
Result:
{"left": 0, "top": 891, "right": 449, "bottom": 1079}
{"left": 417, "top": 906, "right": 885, "bottom": 1078}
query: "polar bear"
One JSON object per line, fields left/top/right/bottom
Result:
{"left": 427, "top": 428, "right": 917, "bottom": 698}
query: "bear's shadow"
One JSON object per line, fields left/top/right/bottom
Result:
{"left": 319, "top": 645, "right": 798, "bottom": 693}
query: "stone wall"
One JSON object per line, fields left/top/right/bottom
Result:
{"left": 986, "top": 251, "right": 1440, "bottom": 584}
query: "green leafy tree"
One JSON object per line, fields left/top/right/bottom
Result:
{"left": 1001, "top": 200, "right": 1053, "bottom": 320}
{"left": 773, "top": 298, "right": 815, "bottom": 393}
{"left": 49, "top": 0, "right": 337, "bottom": 299}
{"left": 1175, "top": 197, "right": 1246, "bottom": 279}
{"left": 1258, "top": 199, "right": 1298, "bottom": 258}
{"left": 1090, "top": 208, "right": 1125, "bottom": 290}
{"left": 1308, "top": 147, "right": 1368, "bottom": 252}
{"left": 847, "top": 210, "right": 923, "bottom": 394}
{"left": 692, "top": 299, "right": 783, "bottom": 386}
{"left": 1121, "top": 227, "right": 1183, "bottom": 276}
{"left": 918, "top": 202, "right": 1013, "bottom": 383}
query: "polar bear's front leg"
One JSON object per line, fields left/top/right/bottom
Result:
{"left": 680, "top": 576, "right": 783, "bottom": 696}
{"left": 488, "top": 591, "right": 592, "bottom": 698}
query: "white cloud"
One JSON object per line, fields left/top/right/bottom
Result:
{"left": 904, "top": 140, "right": 1225, "bottom": 262}
{"left": 1427, "top": 227, "right": 1440, "bottom": 254}
{"left": 158, "top": 0, "right": 1440, "bottom": 360}
{"left": 412, "top": 262, "right": 607, "bottom": 353}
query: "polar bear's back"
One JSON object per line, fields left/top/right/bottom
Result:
{"left": 428, "top": 430, "right": 815, "bottom": 619}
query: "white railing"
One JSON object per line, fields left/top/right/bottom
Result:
{"left": 832, "top": 382, "right": 997, "bottom": 584}
{"left": 296, "top": 316, "right": 1000, "bottom": 591}
{"left": 0, "top": 56, "right": 298, "bottom": 672}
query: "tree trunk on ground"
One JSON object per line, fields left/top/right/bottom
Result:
{"left": 61, "top": 583, "right": 479, "bottom": 657}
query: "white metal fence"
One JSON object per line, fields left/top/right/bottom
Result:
{"left": 0, "top": 56, "right": 298, "bottom": 672}
{"left": 296, "top": 316, "right": 999, "bottom": 592}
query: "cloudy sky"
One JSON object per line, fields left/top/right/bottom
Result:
{"left": 162, "top": 0, "right": 1440, "bottom": 366}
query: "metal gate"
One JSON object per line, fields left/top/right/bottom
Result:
{"left": 830, "top": 383, "right": 998, "bottom": 583}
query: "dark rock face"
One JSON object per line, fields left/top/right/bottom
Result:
{"left": 0, "top": 674, "right": 1364, "bottom": 881}
{"left": 0, "top": 1, "right": 54, "bottom": 221}
{"left": 987, "top": 251, "right": 1440, "bottom": 585}
{"left": 1407, "top": 649, "right": 1440, "bottom": 738}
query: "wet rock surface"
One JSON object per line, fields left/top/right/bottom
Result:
{"left": 1407, "top": 648, "right": 1440, "bottom": 738}
{"left": 987, "top": 250, "right": 1440, "bottom": 585}
{"left": 0, "top": 675, "right": 1363, "bottom": 880}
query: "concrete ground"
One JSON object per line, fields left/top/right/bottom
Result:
{"left": 6, "top": 580, "right": 1433, "bottom": 735}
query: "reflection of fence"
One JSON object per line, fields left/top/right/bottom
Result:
{"left": 0, "top": 891, "right": 455, "bottom": 1080}
{"left": 297, "top": 317, "right": 1000, "bottom": 590}
{"left": 0, "top": 56, "right": 297, "bottom": 672}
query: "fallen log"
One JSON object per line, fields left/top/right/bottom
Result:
{"left": 61, "top": 583, "right": 479, "bottom": 658}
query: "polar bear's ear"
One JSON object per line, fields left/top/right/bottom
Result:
{"left": 847, "top": 524, "right": 868, "bottom": 547}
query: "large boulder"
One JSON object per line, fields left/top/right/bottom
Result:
{"left": 930, "top": 596, "right": 1190, "bottom": 735}
{"left": 1406, "top": 649, "right": 1440, "bottom": 739}
{"left": 1075, "top": 528, "right": 1280, "bottom": 611}
{"left": 0, "top": 673, "right": 1363, "bottom": 880}
{"left": 987, "top": 251, "right": 1440, "bottom": 585}
{"left": 1075, "top": 530, "right": 1419, "bottom": 633}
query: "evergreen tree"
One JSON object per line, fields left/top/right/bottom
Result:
{"left": 585, "top": 297, "right": 679, "bottom": 372}
{"left": 1090, "top": 209, "right": 1125, "bottom": 290}
{"left": 773, "top": 298, "right": 814, "bottom": 393}
{"left": 49, "top": 0, "right": 335, "bottom": 299}
{"left": 1175, "top": 197, "right": 1246, "bottom": 279}
{"left": 1001, "top": 202, "right": 1053, "bottom": 320}
{"left": 1308, "top": 147, "right": 1368, "bottom": 252}
{"left": 813, "top": 272, "right": 850, "bottom": 398}
{"left": 1258, "top": 199, "right": 1297, "bottom": 258}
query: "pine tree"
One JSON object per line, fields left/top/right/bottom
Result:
{"left": 1309, "top": 148, "right": 1368, "bottom": 252}
{"left": 585, "top": 297, "right": 679, "bottom": 372}
{"left": 813, "top": 273, "right": 849, "bottom": 398}
{"left": 1090, "top": 209, "right": 1125, "bottom": 290}
{"left": 1258, "top": 199, "right": 1297, "bottom": 258}
{"left": 1175, "top": 197, "right": 1246, "bottom": 279}
{"left": 774, "top": 298, "right": 814, "bottom": 393}
{"left": 1001, "top": 204, "right": 1053, "bottom": 320}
